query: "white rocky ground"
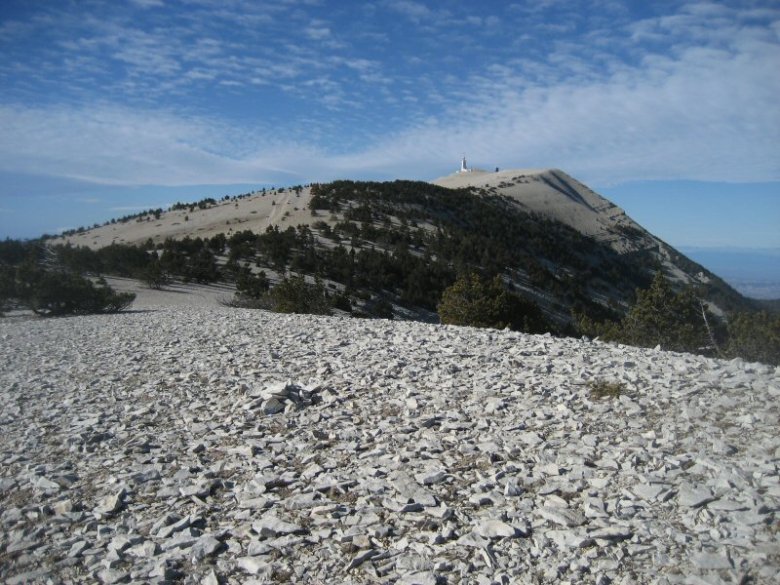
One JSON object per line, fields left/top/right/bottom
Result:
{"left": 1, "top": 292, "right": 778, "bottom": 584}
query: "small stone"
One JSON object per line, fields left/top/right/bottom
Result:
{"left": 475, "top": 519, "right": 516, "bottom": 539}
{"left": 396, "top": 571, "right": 438, "bottom": 585}
{"left": 189, "top": 535, "right": 223, "bottom": 561}
{"left": 546, "top": 529, "right": 594, "bottom": 549}
{"left": 262, "top": 397, "right": 286, "bottom": 415}
{"left": 415, "top": 469, "right": 448, "bottom": 485}
{"left": 345, "top": 549, "right": 378, "bottom": 570}
{"left": 94, "top": 489, "right": 126, "bottom": 517}
{"left": 691, "top": 551, "right": 732, "bottom": 570}
{"left": 518, "top": 432, "right": 544, "bottom": 446}
{"left": 537, "top": 507, "right": 585, "bottom": 527}
{"left": 503, "top": 479, "right": 524, "bottom": 497}
{"left": 34, "top": 476, "right": 61, "bottom": 492}
{"left": 156, "top": 514, "right": 193, "bottom": 538}
{"left": 237, "top": 556, "right": 269, "bottom": 575}
{"left": 126, "top": 540, "right": 159, "bottom": 558}
{"left": 253, "top": 514, "right": 304, "bottom": 537}
{"left": 67, "top": 540, "right": 89, "bottom": 557}
{"left": 53, "top": 499, "right": 74, "bottom": 515}
{"left": 97, "top": 568, "right": 130, "bottom": 584}
{"left": 677, "top": 484, "right": 715, "bottom": 508}
{"left": 589, "top": 526, "right": 633, "bottom": 542}
{"left": 632, "top": 482, "right": 665, "bottom": 501}
{"left": 247, "top": 540, "right": 273, "bottom": 556}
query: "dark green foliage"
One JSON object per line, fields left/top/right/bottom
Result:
{"left": 15, "top": 267, "right": 135, "bottom": 316}
{"left": 618, "top": 272, "right": 713, "bottom": 353}
{"left": 0, "top": 265, "right": 14, "bottom": 316}
{"left": 368, "top": 298, "right": 394, "bottom": 319}
{"left": 184, "top": 247, "right": 220, "bottom": 283}
{"left": 302, "top": 180, "right": 659, "bottom": 318}
{"left": 141, "top": 257, "right": 170, "bottom": 290}
{"left": 208, "top": 233, "right": 227, "bottom": 254}
{"left": 576, "top": 272, "right": 780, "bottom": 364}
{"left": 263, "top": 276, "right": 331, "bottom": 315}
{"left": 0, "top": 238, "right": 41, "bottom": 265}
{"left": 576, "top": 272, "right": 720, "bottom": 355}
{"left": 725, "top": 311, "right": 780, "bottom": 365}
{"left": 332, "top": 291, "right": 352, "bottom": 313}
{"left": 236, "top": 267, "right": 270, "bottom": 299}
{"left": 438, "top": 273, "right": 549, "bottom": 334}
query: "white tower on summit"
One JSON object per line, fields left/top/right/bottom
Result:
{"left": 459, "top": 155, "right": 469, "bottom": 173}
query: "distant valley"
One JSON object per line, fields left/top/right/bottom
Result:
{"left": 680, "top": 247, "right": 780, "bottom": 300}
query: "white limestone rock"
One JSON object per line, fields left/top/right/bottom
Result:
{"left": 253, "top": 514, "right": 304, "bottom": 538}
{"left": 0, "top": 305, "right": 777, "bottom": 585}
{"left": 474, "top": 519, "right": 517, "bottom": 539}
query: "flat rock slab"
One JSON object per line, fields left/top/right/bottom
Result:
{"left": 677, "top": 483, "right": 716, "bottom": 508}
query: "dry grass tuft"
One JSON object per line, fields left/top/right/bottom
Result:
{"left": 589, "top": 380, "right": 625, "bottom": 399}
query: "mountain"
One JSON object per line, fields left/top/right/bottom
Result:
{"left": 51, "top": 168, "right": 753, "bottom": 324}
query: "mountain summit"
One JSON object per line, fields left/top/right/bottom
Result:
{"left": 435, "top": 168, "right": 637, "bottom": 252}
{"left": 434, "top": 167, "right": 732, "bottom": 303}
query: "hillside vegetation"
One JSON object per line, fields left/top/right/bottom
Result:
{"left": 2, "top": 179, "right": 776, "bottom": 364}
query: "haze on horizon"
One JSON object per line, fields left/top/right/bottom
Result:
{"left": 1, "top": 1, "right": 778, "bottom": 260}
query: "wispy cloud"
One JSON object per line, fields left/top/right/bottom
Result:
{"left": 385, "top": 1, "right": 433, "bottom": 24}
{"left": 0, "top": 1, "right": 777, "bottom": 190}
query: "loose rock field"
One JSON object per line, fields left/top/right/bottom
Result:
{"left": 1, "top": 306, "right": 778, "bottom": 584}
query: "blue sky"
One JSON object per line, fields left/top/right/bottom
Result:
{"left": 0, "top": 0, "right": 778, "bottom": 252}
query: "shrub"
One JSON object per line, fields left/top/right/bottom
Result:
{"left": 256, "top": 275, "right": 331, "bottom": 315}
{"left": 725, "top": 311, "right": 780, "bottom": 365}
{"left": 0, "top": 265, "right": 14, "bottom": 316}
{"left": 236, "top": 268, "right": 270, "bottom": 299}
{"left": 577, "top": 272, "right": 716, "bottom": 355}
{"left": 18, "top": 269, "right": 135, "bottom": 316}
{"left": 370, "top": 298, "right": 394, "bottom": 319}
{"left": 438, "top": 273, "right": 549, "bottom": 333}
{"left": 618, "top": 272, "right": 712, "bottom": 353}
{"left": 140, "top": 258, "right": 171, "bottom": 290}
{"left": 589, "top": 380, "right": 625, "bottom": 399}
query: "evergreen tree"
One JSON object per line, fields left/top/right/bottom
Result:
{"left": 438, "top": 273, "right": 548, "bottom": 333}
{"left": 725, "top": 311, "right": 780, "bottom": 365}
{"left": 618, "top": 272, "right": 712, "bottom": 353}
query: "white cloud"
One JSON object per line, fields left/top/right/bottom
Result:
{"left": 385, "top": 1, "right": 432, "bottom": 23}
{"left": 305, "top": 24, "right": 332, "bottom": 40}
{"left": 129, "top": 0, "right": 165, "bottom": 8}
{"left": 0, "top": 1, "right": 777, "bottom": 191}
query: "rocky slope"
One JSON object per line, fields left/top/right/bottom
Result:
{"left": 1, "top": 301, "right": 778, "bottom": 584}
{"left": 434, "top": 169, "right": 648, "bottom": 254}
{"left": 434, "top": 168, "right": 715, "bottom": 289}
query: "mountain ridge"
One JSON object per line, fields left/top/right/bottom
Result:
{"left": 48, "top": 168, "right": 754, "bottom": 323}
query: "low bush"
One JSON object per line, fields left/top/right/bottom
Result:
{"left": 589, "top": 380, "right": 625, "bottom": 399}
{"left": 267, "top": 276, "right": 331, "bottom": 315}
{"left": 576, "top": 272, "right": 716, "bottom": 355}
{"left": 725, "top": 311, "right": 780, "bottom": 366}
{"left": 18, "top": 269, "right": 135, "bottom": 316}
{"left": 438, "top": 273, "right": 549, "bottom": 333}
